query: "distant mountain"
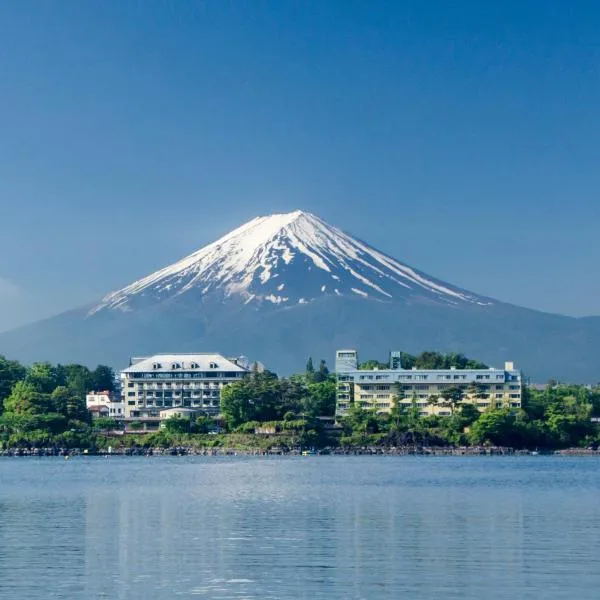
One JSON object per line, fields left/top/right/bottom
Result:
{"left": 1, "top": 210, "right": 598, "bottom": 381}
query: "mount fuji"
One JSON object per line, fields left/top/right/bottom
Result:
{"left": 1, "top": 210, "right": 599, "bottom": 381}
{"left": 90, "top": 210, "right": 491, "bottom": 314}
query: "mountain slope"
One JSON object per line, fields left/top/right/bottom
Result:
{"left": 90, "top": 210, "right": 490, "bottom": 314}
{"left": 0, "top": 210, "right": 598, "bottom": 382}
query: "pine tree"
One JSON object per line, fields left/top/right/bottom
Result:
{"left": 306, "top": 357, "right": 314, "bottom": 373}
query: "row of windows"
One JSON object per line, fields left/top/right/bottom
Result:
{"left": 128, "top": 399, "right": 219, "bottom": 408}
{"left": 128, "top": 372, "right": 243, "bottom": 380}
{"left": 152, "top": 361, "right": 220, "bottom": 370}
{"left": 389, "top": 384, "right": 516, "bottom": 392}
{"left": 134, "top": 382, "right": 223, "bottom": 389}
{"left": 356, "top": 393, "right": 519, "bottom": 402}
{"left": 357, "top": 385, "right": 391, "bottom": 391}
{"left": 356, "top": 372, "right": 511, "bottom": 381}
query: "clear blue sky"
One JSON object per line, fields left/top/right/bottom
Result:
{"left": 1, "top": 0, "right": 599, "bottom": 332}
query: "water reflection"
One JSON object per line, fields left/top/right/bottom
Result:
{"left": 0, "top": 457, "right": 599, "bottom": 599}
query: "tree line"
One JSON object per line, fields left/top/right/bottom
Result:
{"left": 341, "top": 384, "right": 600, "bottom": 450}
{"left": 0, "top": 356, "right": 115, "bottom": 448}
{"left": 1, "top": 351, "right": 600, "bottom": 451}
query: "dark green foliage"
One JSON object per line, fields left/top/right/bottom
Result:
{"left": 91, "top": 365, "right": 116, "bottom": 391}
{"left": 302, "top": 380, "right": 336, "bottom": 417}
{"left": 220, "top": 370, "right": 306, "bottom": 428}
{"left": 0, "top": 356, "right": 112, "bottom": 448}
{"left": 26, "top": 362, "right": 64, "bottom": 394}
{"left": 338, "top": 381, "right": 600, "bottom": 450}
{"left": 0, "top": 356, "right": 27, "bottom": 415}
{"left": 440, "top": 386, "right": 465, "bottom": 413}
{"left": 360, "top": 351, "right": 488, "bottom": 371}
{"left": 305, "top": 357, "right": 314, "bottom": 375}
{"left": 93, "top": 418, "right": 119, "bottom": 432}
{"left": 195, "top": 416, "right": 217, "bottom": 434}
{"left": 162, "top": 417, "right": 193, "bottom": 434}
{"left": 359, "top": 359, "right": 389, "bottom": 370}
{"left": 305, "top": 357, "right": 330, "bottom": 383}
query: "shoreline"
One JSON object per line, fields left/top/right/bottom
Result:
{"left": 2, "top": 446, "right": 599, "bottom": 457}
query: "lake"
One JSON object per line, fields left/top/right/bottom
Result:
{"left": 0, "top": 456, "right": 599, "bottom": 599}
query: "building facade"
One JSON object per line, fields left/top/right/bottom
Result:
{"left": 120, "top": 353, "right": 250, "bottom": 430}
{"left": 335, "top": 349, "right": 522, "bottom": 418}
{"left": 86, "top": 391, "right": 124, "bottom": 420}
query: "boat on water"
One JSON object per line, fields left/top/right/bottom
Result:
{"left": 302, "top": 450, "right": 317, "bottom": 456}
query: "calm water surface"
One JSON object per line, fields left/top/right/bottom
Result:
{"left": 0, "top": 456, "right": 599, "bottom": 599}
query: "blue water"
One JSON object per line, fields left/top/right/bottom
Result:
{"left": 0, "top": 456, "right": 599, "bottom": 599}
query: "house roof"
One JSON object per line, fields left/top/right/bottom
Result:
{"left": 89, "top": 405, "right": 110, "bottom": 412}
{"left": 122, "top": 353, "right": 249, "bottom": 374}
{"left": 159, "top": 407, "right": 198, "bottom": 414}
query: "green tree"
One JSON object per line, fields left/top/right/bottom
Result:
{"left": 3, "top": 381, "right": 54, "bottom": 415}
{"left": 93, "top": 417, "right": 119, "bottom": 432}
{"left": 359, "top": 359, "right": 389, "bottom": 370}
{"left": 195, "top": 416, "right": 217, "bottom": 433}
{"left": 313, "top": 359, "right": 330, "bottom": 383}
{"left": 51, "top": 386, "right": 89, "bottom": 423}
{"left": 469, "top": 409, "right": 515, "bottom": 446}
{"left": 220, "top": 371, "right": 296, "bottom": 428}
{"left": 459, "top": 403, "right": 481, "bottom": 425}
{"left": 62, "top": 364, "right": 93, "bottom": 398}
{"left": 305, "top": 357, "right": 315, "bottom": 381}
{"left": 302, "top": 380, "right": 336, "bottom": 417}
{"left": 91, "top": 365, "right": 116, "bottom": 391}
{"left": 441, "top": 386, "right": 464, "bottom": 414}
{"left": 163, "top": 417, "right": 192, "bottom": 434}
{"left": 26, "top": 362, "right": 64, "bottom": 394}
{"left": 0, "top": 356, "right": 27, "bottom": 415}
{"left": 427, "top": 394, "right": 440, "bottom": 416}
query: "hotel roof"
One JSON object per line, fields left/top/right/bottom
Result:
{"left": 122, "top": 353, "right": 248, "bottom": 373}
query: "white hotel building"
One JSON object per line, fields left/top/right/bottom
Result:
{"left": 120, "top": 353, "right": 251, "bottom": 430}
{"left": 335, "top": 349, "right": 523, "bottom": 418}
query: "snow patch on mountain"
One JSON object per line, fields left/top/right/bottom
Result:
{"left": 89, "top": 210, "right": 492, "bottom": 315}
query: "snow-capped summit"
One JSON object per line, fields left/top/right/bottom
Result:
{"left": 90, "top": 210, "right": 490, "bottom": 315}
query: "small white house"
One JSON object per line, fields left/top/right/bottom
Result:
{"left": 159, "top": 407, "right": 199, "bottom": 423}
{"left": 86, "top": 391, "right": 124, "bottom": 419}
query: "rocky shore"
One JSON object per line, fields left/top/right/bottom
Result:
{"left": 2, "top": 446, "right": 599, "bottom": 457}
